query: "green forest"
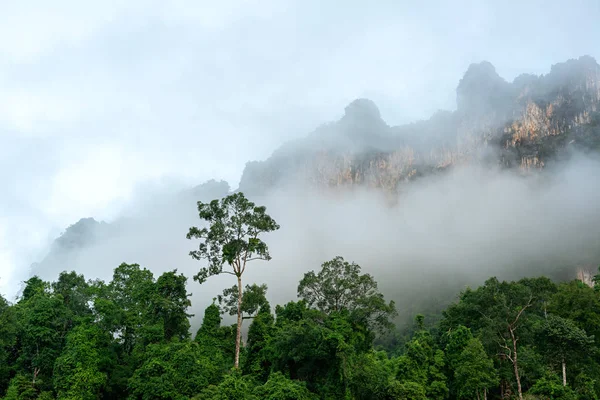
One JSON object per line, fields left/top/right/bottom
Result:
{"left": 1, "top": 192, "right": 599, "bottom": 400}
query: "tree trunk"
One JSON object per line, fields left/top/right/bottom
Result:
{"left": 484, "top": 387, "right": 487, "bottom": 400}
{"left": 32, "top": 367, "right": 39, "bottom": 386}
{"left": 510, "top": 328, "right": 524, "bottom": 400}
{"left": 476, "top": 390, "right": 481, "bottom": 400}
{"left": 235, "top": 275, "right": 243, "bottom": 369}
{"left": 562, "top": 356, "right": 567, "bottom": 387}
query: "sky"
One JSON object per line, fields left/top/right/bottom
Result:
{"left": 1, "top": 0, "right": 600, "bottom": 297}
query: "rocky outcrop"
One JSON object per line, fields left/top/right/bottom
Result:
{"left": 239, "top": 55, "right": 600, "bottom": 195}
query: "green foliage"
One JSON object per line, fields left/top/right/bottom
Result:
{"left": 541, "top": 314, "right": 594, "bottom": 364}
{"left": 387, "top": 380, "right": 427, "bottom": 400}
{"left": 396, "top": 317, "right": 448, "bottom": 400}
{"left": 195, "top": 303, "right": 236, "bottom": 371}
{"left": 14, "top": 281, "right": 69, "bottom": 393}
{"left": 51, "top": 271, "right": 92, "bottom": 325}
{"left": 297, "top": 256, "right": 397, "bottom": 333}
{"left": 102, "top": 263, "right": 157, "bottom": 353}
{"left": 0, "top": 294, "right": 17, "bottom": 394}
{"left": 253, "top": 372, "right": 318, "bottom": 400}
{"left": 20, "top": 276, "right": 47, "bottom": 302}
{"left": 242, "top": 303, "right": 275, "bottom": 381}
{"left": 4, "top": 252, "right": 600, "bottom": 399}
{"left": 153, "top": 270, "right": 192, "bottom": 341}
{"left": 218, "top": 283, "right": 269, "bottom": 319}
{"left": 186, "top": 192, "right": 280, "bottom": 283}
{"left": 53, "top": 324, "right": 108, "bottom": 400}
{"left": 193, "top": 371, "right": 257, "bottom": 400}
{"left": 549, "top": 280, "right": 600, "bottom": 340}
{"left": 443, "top": 325, "right": 473, "bottom": 371}
{"left": 528, "top": 373, "right": 578, "bottom": 400}
{"left": 345, "top": 351, "right": 396, "bottom": 400}
{"left": 454, "top": 338, "right": 498, "bottom": 399}
{"left": 4, "top": 374, "right": 42, "bottom": 400}
{"left": 574, "top": 372, "right": 599, "bottom": 400}
{"left": 128, "top": 340, "right": 221, "bottom": 400}
{"left": 186, "top": 191, "right": 279, "bottom": 368}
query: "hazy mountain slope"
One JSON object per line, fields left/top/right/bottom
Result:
{"left": 25, "top": 56, "right": 600, "bottom": 328}
{"left": 30, "top": 180, "right": 231, "bottom": 280}
{"left": 238, "top": 55, "right": 600, "bottom": 195}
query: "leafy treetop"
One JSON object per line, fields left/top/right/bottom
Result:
{"left": 186, "top": 192, "right": 280, "bottom": 283}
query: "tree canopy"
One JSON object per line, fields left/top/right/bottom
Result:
{"left": 1, "top": 192, "right": 600, "bottom": 399}
{"left": 187, "top": 192, "right": 279, "bottom": 369}
{"left": 297, "top": 256, "right": 397, "bottom": 333}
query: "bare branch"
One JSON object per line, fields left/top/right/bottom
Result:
{"left": 511, "top": 295, "right": 534, "bottom": 327}
{"left": 246, "top": 256, "right": 269, "bottom": 262}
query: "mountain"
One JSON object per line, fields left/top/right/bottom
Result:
{"left": 238, "top": 55, "right": 600, "bottom": 195}
{"left": 29, "top": 180, "right": 231, "bottom": 280}
{"left": 28, "top": 55, "right": 600, "bottom": 285}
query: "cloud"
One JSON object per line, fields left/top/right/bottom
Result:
{"left": 1, "top": 1, "right": 600, "bottom": 301}
{"left": 26, "top": 152, "right": 600, "bottom": 330}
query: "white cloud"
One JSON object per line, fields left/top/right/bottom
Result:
{"left": 0, "top": 0, "right": 599, "bottom": 300}
{"left": 0, "top": 89, "right": 84, "bottom": 134}
{"left": 0, "top": 1, "right": 128, "bottom": 63}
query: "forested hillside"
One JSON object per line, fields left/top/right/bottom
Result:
{"left": 32, "top": 55, "right": 600, "bottom": 282}
{"left": 2, "top": 254, "right": 600, "bottom": 399}
{"left": 7, "top": 55, "right": 600, "bottom": 399}
{"left": 3, "top": 192, "right": 600, "bottom": 399}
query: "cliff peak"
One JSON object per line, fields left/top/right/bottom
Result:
{"left": 456, "top": 61, "right": 512, "bottom": 114}
{"left": 339, "top": 97, "right": 387, "bottom": 139}
{"left": 343, "top": 98, "right": 382, "bottom": 122}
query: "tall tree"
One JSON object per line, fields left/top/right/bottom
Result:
{"left": 153, "top": 270, "right": 192, "bottom": 341}
{"left": 14, "top": 277, "right": 68, "bottom": 392}
{"left": 128, "top": 340, "right": 222, "bottom": 400}
{"left": 53, "top": 324, "right": 109, "bottom": 400}
{"left": 396, "top": 316, "right": 449, "bottom": 400}
{"left": 51, "top": 271, "right": 92, "bottom": 321}
{"left": 0, "top": 294, "right": 16, "bottom": 394}
{"left": 541, "top": 314, "right": 594, "bottom": 387}
{"left": 440, "top": 278, "right": 541, "bottom": 400}
{"left": 195, "top": 303, "right": 236, "bottom": 371}
{"left": 483, "top": 281, "right": 534, "bottom": 400}
{"left": 454, "top": 338, "right": 498, "bottom": 400}
{"left": 297, "top": 256, "right": 396, "bottom": 333}
{"left": 243, "top": 303, "right": 274, "bottom": 381}
{"left": 104, "top": 263, "right": 157, "bottom": 353}
{"left": 187, "top": 192, "right": 280, "bottom": 368}
{"left": 218, "top": 283, "right": 269, "bottom": 322}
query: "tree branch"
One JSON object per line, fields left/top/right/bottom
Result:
{"left": 497, "top": 340, "right": 514, "bottom": 363}
{"left": 512, "top": 295, "right": 533, "bottom": 326}
{"left": 246, "top": 256, "right": 269, "bottom": 262}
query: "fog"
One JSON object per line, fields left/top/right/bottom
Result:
{"left": 26, "top": 149, "right": 600, "bottom": 330}
{"left": 2, "top": 1, "right": 600, "bottom": 330}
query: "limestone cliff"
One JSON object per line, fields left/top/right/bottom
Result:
{"left": 30, "top": 56, "right": 600, "bottom": 279}
{"left": 238, "top": 55, "right": 600, "bottom": 195}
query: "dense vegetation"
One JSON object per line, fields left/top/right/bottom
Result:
{"left": 2, "top": 193, "right": 600, "bottom": 399}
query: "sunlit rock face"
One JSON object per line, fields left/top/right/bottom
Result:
{"left": 238, "top": 55, "right": 600, "bottom": 195}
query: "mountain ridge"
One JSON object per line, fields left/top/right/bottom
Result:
{"left": 31, "top": 55, "right": 600, "bottom": 279}
{"left": 238, "top": 55, "right": 600, "bottom": 195}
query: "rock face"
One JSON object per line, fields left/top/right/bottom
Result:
{"left": 238, "top": 55, "right": 600, "bottom": 195}
{"left": 29, "top": 55, "right": 600, "bottom": 279}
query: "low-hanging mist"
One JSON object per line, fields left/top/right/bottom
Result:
{"left": 28, "top": 151, "right": 600, "bottom": 330}
{"left": 23, "top": 54, "right": 600, "bottom": 330}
